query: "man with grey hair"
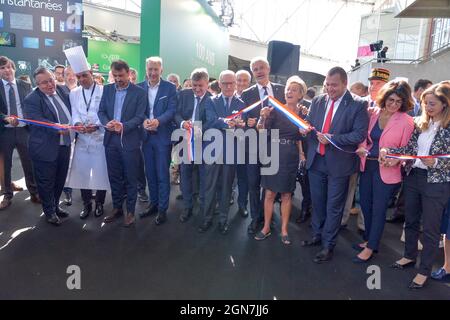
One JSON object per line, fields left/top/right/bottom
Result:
{"left": 167, "top": 73, "right": 181, "bottom": 91}
{"left": 236, "top": 69, "right": 251, "bottom": 98}
{"left": 175, "top": 68, "right": 211, "bottom": 223}
{"left": 138, "top": 56, "right": 177, "bottom": 225}
{"left": 241, "top": 56, "right": 286, "bottom": 234}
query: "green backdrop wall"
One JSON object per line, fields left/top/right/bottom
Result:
{"left": 87, "top": 39, "right": 141, "bottom": 76}
{"left": 141, "top": 0, "right": 229, "bottom": 82}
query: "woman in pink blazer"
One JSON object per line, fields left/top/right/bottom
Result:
{"left": 352, "top": 80, "right": 414, "bottom": 263}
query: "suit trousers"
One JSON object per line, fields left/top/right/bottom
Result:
{"left": 404, "top": 168, "right": 450, "bottom": 276}
{"left": 137, "top": 149, "right": 147, "bottom": 192}
{"left": 142, "top": 138, "right": 172, "bottom": 212}
{"left": 236, "top": 164, "right": 249, "bottom": 209}
{"left": 0, "top": 127, "right": 37, "bottom": 198}
{"left": 308, "top": 154, "right": 350, "bottom": 250}
{"left": 247, "top": 162, "right": 263, "bottom": 221}
{"left": 203, "top": 163, "right": 235, "bottom": 224}
{"left": 81, "top": 189, "right": 107, "bottom": 206}
{"left": 105, "top": 135, "right": 140, "bottom": 214}
{"left": 359, "top": 160, "right": 399, "bottom": 251}
{"left": 180, "top": 163, "right": 205, "bottom": 210}
{"left": 32, "top": 146, "right": 70, "bottom": 217}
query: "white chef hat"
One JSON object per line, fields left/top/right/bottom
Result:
{"left": 64, "top": 46, "right": 91, "bottom": 74}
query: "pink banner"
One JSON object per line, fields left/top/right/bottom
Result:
{"left": 357, "top": 45, "right": 373, "bottom": 57}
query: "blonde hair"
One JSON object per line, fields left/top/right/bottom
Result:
{"left": 286, "top": 75, "right": 307, "bottom": 97}
{"left": 417, "top": 83, "right": 450, "bottom": 130}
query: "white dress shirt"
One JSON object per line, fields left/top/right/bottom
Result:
{"left": 147, "top": 81, "right": 160, "bottom": 119}
{"left": 413, "top": 120, "right": 440, "bottom": 170}
{"left": 256, "top": 83, "right": 273, "bottom": 101}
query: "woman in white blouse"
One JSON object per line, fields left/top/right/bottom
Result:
{"left": 380, "top": 83, "right": 450, "bottom": 289}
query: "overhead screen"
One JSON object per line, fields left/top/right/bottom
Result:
{"left": 0, "top": 0, "right": 84, "bottom": 78}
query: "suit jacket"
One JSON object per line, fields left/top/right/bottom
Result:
{"left": 359, "top": 108, "right": 414, "bottom": 184}
{"left": 0, "top": 78, "right": 32, "bottom": 116}
{"left": 23, "top": 86, "right": 72, "bottom": 162}
{"left": 241, "top": 82, "right": 286, "bottom": 121}
{"left": 174, "top": 89, "right": 212, "bottom": 128}
{"left": 98, "top": 83, "right": 147, "bottom": 151}
{"left": 137, "top": 79, "right": 177, "bottom": 145}
{"left": 305, "top": 90, "right": 369, "bottom": 177}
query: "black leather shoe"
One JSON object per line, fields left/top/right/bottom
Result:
{"left": 80, "top": 203, "right": 92, "bottom": 219}
{"left": 63, "top": 191, "right": 72, "bottom": 206}
{"left": 408, "top": 280, "right": 425, "bottom": 290}
{"left": 247, "top": 219, "right": 259, "bottom": 235}
{"left": 94, "top": 203, "right": 104, "bottom": 217}
{"left": 386, "top": 210, "right": 405, "bottom": 223}
{"left": 218, "top": 222, "right": 229, "bottom": 235}
{"left": 198, "top": 221, "right": 212, "bottom": 233}
{"left": 46, "top": 214, "right": 61, "bottom": 226}
{"left": 390, "top": 260, "right": 416, "bottom": 269}
{"left": 139, "top": 203, "right": 158, "bottom": 219}
{"left": 352, "top": 254, "right": 373, "bottom": 264}
{"left": 0, "top": 197, "right": 12, "bottom": 210}
{"left": 180, "top": 208, "right": 193, "bottom": 223}
{"left": 296, "top": 206, "right": 311, "bottom": 224}
{"left": 155, "top": 211, "right": 167, "bottom": 225}
{"left": 237, "top": 207, "right": 249, "bottom": 218}
{"left": 313, "top": 248, "right": 333, "bottom": 264}
{"left": 301, "top": 237, "right": 322, "bottom": 247}
{"left": 56, "top": 207, "right": 69, "bottom": 218}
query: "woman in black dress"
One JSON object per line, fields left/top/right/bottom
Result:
{"left": 255, "top": 76, "right": 307, "bottom": 244}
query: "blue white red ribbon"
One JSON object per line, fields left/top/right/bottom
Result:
{"left": 268, "top": 97, "right": 312, "bottom": 131}
{"left": 386, "top": 153, "right": 450, "bottom": 160}
{"left": 225, "top": 96, "right": 269, "bottom": 120}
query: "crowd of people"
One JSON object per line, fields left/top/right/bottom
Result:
{"left": 0, "top": 51, "right": 449, "bottom": 290}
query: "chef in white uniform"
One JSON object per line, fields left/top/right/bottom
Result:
{"left": 64, "top": 46, "right": 110, "bottom": 219}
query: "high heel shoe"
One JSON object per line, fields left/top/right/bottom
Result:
{"left": 408, "top": 280, "right": 426, "bottom": 289}
{"left": 390, "top": 260, "right": 416, "bottom": 269}
{"left": 352, "top": 254, "right": 373, "bottom": 264}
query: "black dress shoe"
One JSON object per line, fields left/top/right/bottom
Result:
{"left": 46, "top": 214, "right": 61, "bottom": 226}
{"left": 296, "top": 207, "right": 311, "bottom": 224}
{"left": 390, "top": 260, "right": 416, "bottom": 269}
{"left": 30, "top": 194, "right": 42, "bottom": 204}
{"left": 94, "top": 203, "right": 104, "bottom": 217}
{"left": 0, "top": 197, "right": 12, "bottom": 210}
{"left": 139, "top": 203, "right": 158, "bottom": 218}
{"left": 313, "top": 248, "right": 333, "bottom": 264}
{"left": 56, "top": 207, "right": 69, "bottom": 218}
{"left": 179, "top": 208, "right": 193, "bottom": 223}
{"left": 408, "top": 280, "right": 425, "bottom": 290}
{"left": 155, "top": 211, "right": 167, "bottom": 225}
{"left": 80, "top": 203, "right": 92, "bottom": 219}
{"left": 237, "top": 207, "right": 249, "bottom": 218}
{"left": 247, "top": 219, "right": 259, "bottom": 235}
{"left": 352, "top": 254, "right": 373, "bottom": 264}
{"left": 198, "top": 221, "right": 212, "bottom": 233}
{"left": 218, "top": 222, "right": 229, "bottom": 235}
{"left": 301, "top": 237, "right": 322, "bottom": 247}
{"left": 63, "top": 191, "right": 72, "bottom": 206}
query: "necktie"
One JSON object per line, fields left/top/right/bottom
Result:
{"left": 414, "top": 102, "right": 420, "bottom": 116}
{"left": 262, "top": 86, "right": 269, "bottom": 107}
{"left": 193, "top": 96, "right": 201, "bottom": 122}
{"left": 8, "top": 82, "right": 18, "bottom": 116}
{"left": 226, "top": 97, "right": 231, "bottom": 114}
{"left": 50, "top": 95, "right": 71, "bottom": 146}
{"left": 319, "top": 100, "right": 335, "bottom": 156}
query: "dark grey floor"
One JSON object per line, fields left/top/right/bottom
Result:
{"left": 0, "top": 153, "right": 449, "bottom": 300}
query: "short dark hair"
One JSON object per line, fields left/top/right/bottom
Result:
{"left": 414, "top": 79, "right": 432, "bottom": 93}
{"left": 306, "top": 87, "right": 316, "bottom": 99}
{"left": 110, "top": 60, "right": 130, "bottom": 73}
{"left": 33, "top": 67, "right": 50, "bottom": 81}
{"left": 54, "top": 65, "right": 65, "bottom": 71}
{"left": 327, "top": 67, "right": 347, "bottom": 83}
{"left": 0, "top": 56, "right": 16, "bottom": 70}
{"left": 376, "top": 80, "right": 414, "bottom": 113}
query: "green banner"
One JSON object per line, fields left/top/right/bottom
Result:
{"left": 87, "top": 39, "right": 141, "bottom": 76}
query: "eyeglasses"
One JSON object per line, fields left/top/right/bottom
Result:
{"left": 37, "top": 79, "right": 55, "bottom": 86}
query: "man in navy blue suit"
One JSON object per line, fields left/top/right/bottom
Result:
{"left": 241, "top": 57, "right": 286, "bottom": 235}
{"left": 200, "top": 70, "right": 246, "bottom": 234}
{"left": 301, "top": 67, "right": 369, "bottom": 263}
{"left": 174, "top": 68, "right": 211, "bottom": 223}
{"left": 138, "top": 57, "right": 177, "bottom": 225}
{"left": 98, "top": 60, "right": 147, "bottom": 227}
{"left": 23, "top": 67, "right": 73, "bottom": 226}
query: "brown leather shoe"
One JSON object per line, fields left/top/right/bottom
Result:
{"left": 104, "top": 208, "right": 124, "bottom": 223}
{"left": 30, "top": 194, "right": 42, "bottom": 204}
{"left": 11, "top": 182, "right": 23, "bottom": 192}
{"left": 0, "top": 198, "right": 12, "bottom": 210}
{"left": 123, "top": 213, "right": 135, "bottom": 227}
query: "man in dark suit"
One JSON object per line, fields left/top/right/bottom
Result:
{"left": 138, "top": 57, "right": 177, "bottom": 225}
{"left": 200, "top": 70, "right": 246, "bottom": 234}
{"left": 174, "top": 68, "right": 211, "bottom": 223}
{"left": 98, "top": 60, "right": 147, "bottom": 227}
{"left": 23, "top": 67, "right": 73, "bottom": 226}
{"left": 0, "top": 56, "right": 39, "bottom": 210}
{"left": 301, "top": 67, "right": 369, "bottom": 263}
{"left": 241, "top": 57, "right": 286, "bottom": 235}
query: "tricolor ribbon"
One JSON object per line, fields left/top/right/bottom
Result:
{"left": 225, "top": 96, "right": 269, "bottom": 120}
{"left": 12, "top": 116, "right": 84, "bottom": 131}
{"left": 386, "top": 154, "right": 450, "bottom": 160}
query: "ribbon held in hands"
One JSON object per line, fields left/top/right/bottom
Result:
{"left": 386, "top": 153, "right": 450, "bottom": 160}
{"left": 11, "top": 115, "right": 84, "bottom": 131}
